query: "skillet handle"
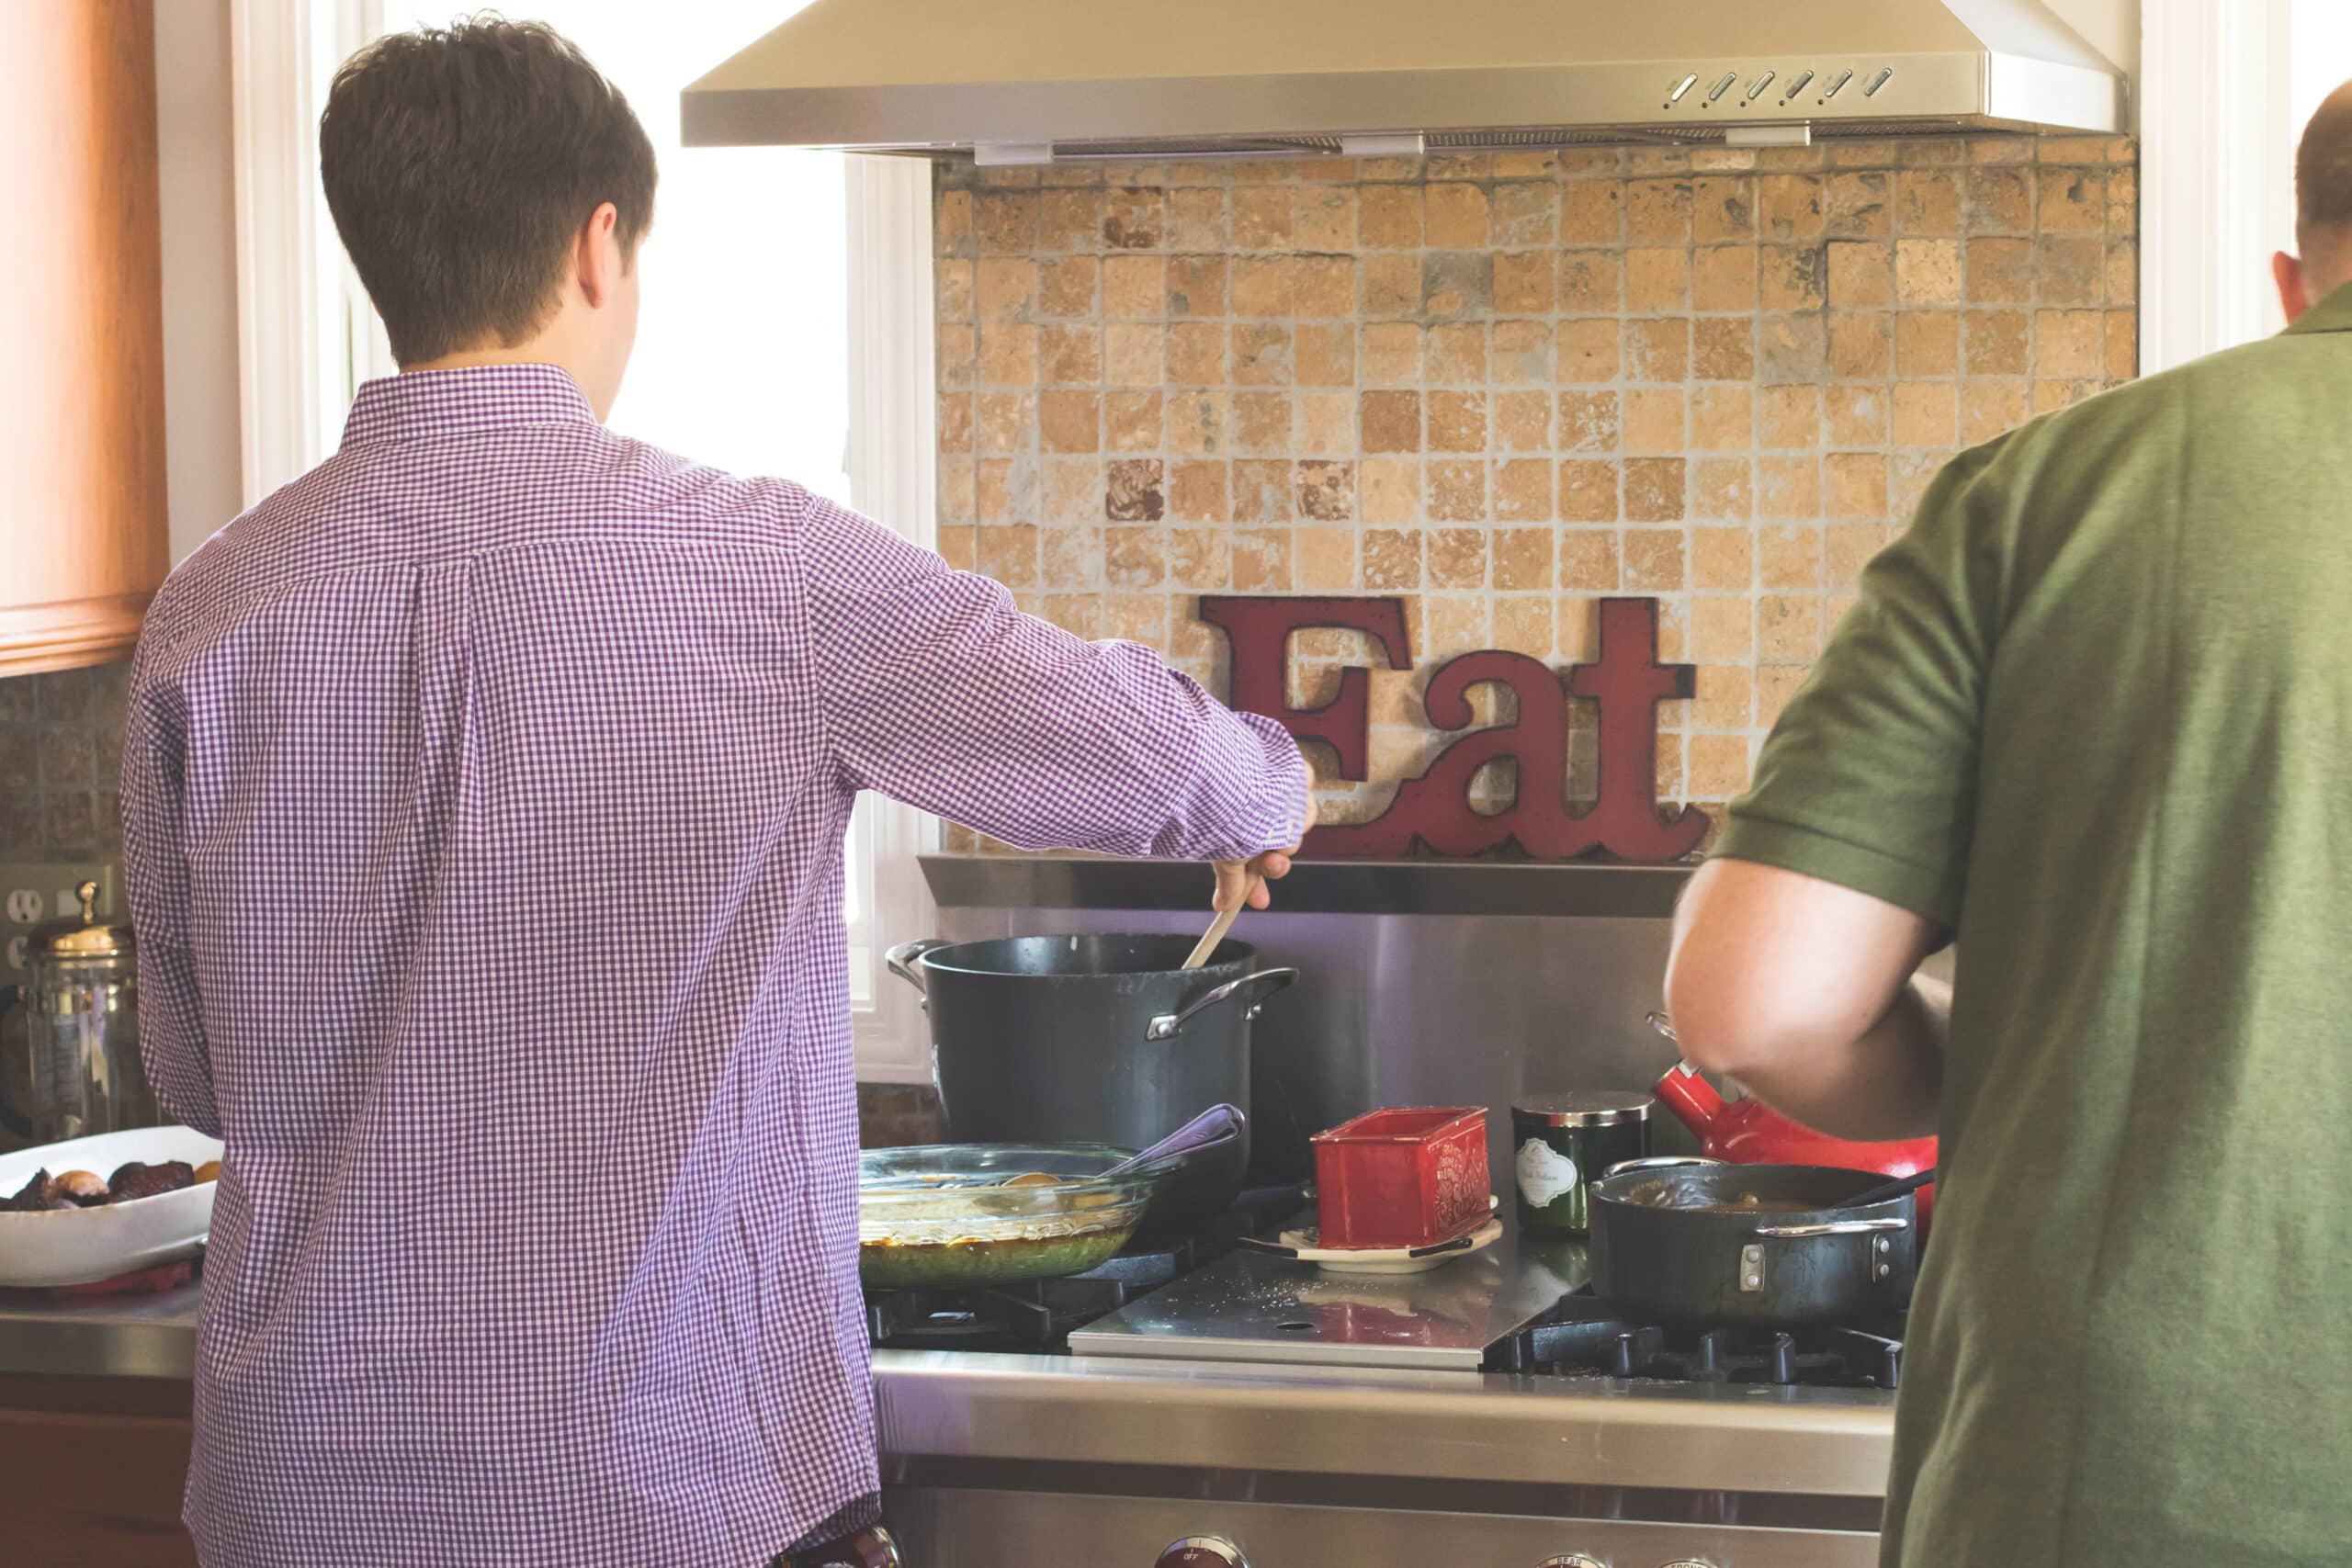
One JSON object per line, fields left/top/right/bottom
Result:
{"left": 883, "top": 941, "right": 952, "bottom": 996}
{"left": 1147, "top": 967, "right": 1298, "bottom": 1041}
{"left": 1752, "top": 1216, "right": 1909, "bottom": 1238}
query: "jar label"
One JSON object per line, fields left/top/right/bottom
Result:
{"left": 1516, "top": 1137, "right": 1579, "bottom": 1208}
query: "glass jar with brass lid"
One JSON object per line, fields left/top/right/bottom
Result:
{"left": 1511, "top": 1091, "right": 1654, "bottom": 1235}
{"left": 2, "top": 880, "right": 150, "bottom": 1144}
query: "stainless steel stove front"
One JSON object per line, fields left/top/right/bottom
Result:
{"left": 872, "top": 1350, "right": 1894, "bottom": 1568}
{"left": 883, "top": 1483, "right": 1877, "bottom": 1567}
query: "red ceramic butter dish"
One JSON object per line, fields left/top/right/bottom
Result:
{"left": 1312, "top": 1107, "right": 1490, "bottom": 1250}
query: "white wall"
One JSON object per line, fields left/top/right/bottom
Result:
{"left": 2048, "top": 0, "right": 2143, "bottom": 98}
{"left": 153, "top": 0, "right": 243, "bottom": 564}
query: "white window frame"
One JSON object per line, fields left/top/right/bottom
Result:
{"left": 842, "top": 155, "right": 942, "bottom": 1082}
{"left": 229, "top": 0, "right": 333, "bottom": 502}
{"left": 2139, "top": 0, "right": 2297, "bottom": 371}
{"left": 227, "top": 3, "right": 939, "bottom": 1080}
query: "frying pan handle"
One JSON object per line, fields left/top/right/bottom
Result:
{"left": 1752, "top": 1216, "right": 1909, "bottom": 1238}
{"left": 883, "top": 941, "right": 952, "bottom": 996}
{"left": 1146, "top": 967, "right": 1298, "bottom": 1041}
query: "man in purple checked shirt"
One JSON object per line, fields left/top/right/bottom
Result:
{"left": 119, "top": 19, "right": 1308, "bottom": 1568}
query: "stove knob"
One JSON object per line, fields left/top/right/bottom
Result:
{"left": 1538, "top": 1557, "right": 1607, "bottom": 1567}
{"left": 1156, "top": 1538, "right": 1249, "bottom": 1568}
{"left": 1657, "top": 1561, "right": 1723, "bottom": 1568}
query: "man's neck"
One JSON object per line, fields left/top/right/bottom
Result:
{"left": 402, "top": 343, "right": 560, "bottom": 376}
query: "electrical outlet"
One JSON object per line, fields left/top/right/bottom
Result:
{"left": 0, "top": 862, "right": 121, "bottom": 992}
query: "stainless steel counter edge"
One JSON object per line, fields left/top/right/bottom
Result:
{"left": 0, "top": 1289, "right": 200, "bottom": 1380}
{"left": 0, "top": 1294, "right": 1895, "bottom": 1499}
{"left": 872, "top": 1348, "right": 1895, "bottom": 1498}
{"left": 919, "top": 854, "right": 1694, "bottom": 918}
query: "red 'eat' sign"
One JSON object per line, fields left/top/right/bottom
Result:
{"left": 1196, "top": 595, "right": 1709, "bottom": 863}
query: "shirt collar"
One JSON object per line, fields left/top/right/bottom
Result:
{"left": 2283, "top": 279, "right": 2352, "bottom": 337}
{"left": 339, "top": 364, "right": 599, "bottom": 449}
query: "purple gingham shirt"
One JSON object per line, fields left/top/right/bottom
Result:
{"left": 120, "top": 365, "right": 1306, "bottom": 1566}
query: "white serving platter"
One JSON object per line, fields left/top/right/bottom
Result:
{"left": 0, "top": 1125, "right": 223, "bottom": 1288}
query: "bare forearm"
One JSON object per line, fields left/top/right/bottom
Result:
{"left": 1726, "top": 976, "right": 1948, "bottom": 1143}
{"left": 1664, "top": 858, "right": 1950, "bottom": 1143}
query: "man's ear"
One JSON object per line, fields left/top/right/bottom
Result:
{"left": 2276, "top": 250, "right": 2312, "bottom": 325}
{"left": 577, "top": 201, "right": 622, "bottom": 309}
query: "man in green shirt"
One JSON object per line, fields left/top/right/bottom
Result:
{"left": 1665, "top": 91, "right": 2352, "bottom": 1568}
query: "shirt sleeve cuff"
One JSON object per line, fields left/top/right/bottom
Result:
{"left": 1239, "top": 713, "right": 1310, "bottom": 854}
{"left": 1712, "top": 811, "right": 1963, "bottom": 929}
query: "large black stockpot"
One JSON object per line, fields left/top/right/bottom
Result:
{"left": 885, "top": 934, "right": 1296, "bottom": 1235}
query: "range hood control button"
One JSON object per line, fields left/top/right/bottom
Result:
{"left": 1668, "top": 73, "right": 1700, "bottom": 104}
{"left": 1865, "top": 67, "right": 1895, "bottom": 96}
{"left": 1705, "top": 72, "right": 1738, "bottom": 103}
{"left": 1743, "top": 71, "right": 1776, "bottom": 102}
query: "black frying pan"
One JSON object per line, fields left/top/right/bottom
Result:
{"left": 1588, "top": 1158, "right": 1919, "bottom": 1325}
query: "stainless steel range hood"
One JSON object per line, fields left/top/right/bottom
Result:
{"left": 681, "top": 0, "right": 2126, "bottom": 161}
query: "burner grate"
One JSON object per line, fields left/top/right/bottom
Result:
{"left": 866, "top": 1274, "right": 1141, "bottom": 1349}
{"left": 1491, "top": 1295, "right": 1905, "bottom": 1389}
{"left": 865, "top": 1183, "right": 1312, "bottom": 1352}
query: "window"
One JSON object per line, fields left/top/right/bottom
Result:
{"left": 341, "top": 2, "right": 857, "bottom": 505}
{"left": 2291, "top": 4, "right": 2352, "bottom": 165}
{"left": 235, "top": 0, "right": 938, "bottom": 1078}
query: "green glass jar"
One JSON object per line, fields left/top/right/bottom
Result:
{"left": 1512, "top": 1092, "right": 1654, "bottom": 1234}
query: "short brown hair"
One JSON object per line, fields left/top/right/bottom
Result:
{"left": 319, "top": 17, "right": 657, "bottom": 365}
{"left": 2297, "top": 81, "right": 2352, "bottom": 279}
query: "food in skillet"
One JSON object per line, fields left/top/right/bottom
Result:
{"left": 6, "top": 1158, "right": 210, "bottom": 1212}
{"left": 1621, "top": 1179, "right": 1815, "bottom": 1213}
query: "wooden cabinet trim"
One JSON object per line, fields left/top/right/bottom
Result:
{"left": 0, "top": 592, "right": 154, "bottom": 676}
{"left": 0, "top": 0, "right": 169, "bottom": 675}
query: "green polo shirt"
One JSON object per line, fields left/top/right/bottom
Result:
{"left": 1719, "top": 283, "right": 2352, "bottom": 1568}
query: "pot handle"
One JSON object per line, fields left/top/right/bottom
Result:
{"left": 883, "top": 940, "right": 952, "bottom": 996}
{"left": 1752, "top": 1216, "right": 1909, "bottom": 1238}
{"left": 1147, "top": 967, "right": 1298, "bottom": 1042}
{"left": 1601, "top": 1155, "right": 1724, "bottom": 1179}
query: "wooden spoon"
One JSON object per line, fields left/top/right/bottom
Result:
{"left": 1182, "top": 871, "right": 1262, "bottom": 970}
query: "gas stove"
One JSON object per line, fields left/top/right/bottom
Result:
{"left": 864, "top": 1185, "right": 1306, "bottom": 1354}
{"left": 877, "top": 1215, "right": 1897, "bottom": 1567}
{"left": 1491, "top": 1291, "right": 1905, "bottom": 1389}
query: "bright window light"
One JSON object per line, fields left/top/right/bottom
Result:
{"left": 373, "top": 1, "right": 850, "bottom": 499}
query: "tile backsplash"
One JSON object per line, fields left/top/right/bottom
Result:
{"left": 0, "top": 662, "right": 129, "bottom": 864}
{"left": 932, "top": 135, "right": 2137, "bottom": 842}
{"left": 857, "top": 1081, "right": 943, "bottom": 1148}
